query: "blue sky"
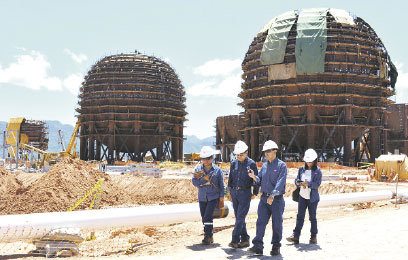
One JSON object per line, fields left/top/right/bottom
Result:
{"left": 0, "top": 0, "right": 407, "bottom": 138}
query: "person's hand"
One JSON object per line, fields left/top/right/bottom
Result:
{"left": 193, "top": 169, "right": 204, "bottom": 179}
{"left": 218, "top": 197, "right": 224, "bottom": 209}
{"left": 203, "top": 175, "right": 210, "bottom": 181}
{"left": 267, "top": 195, "right": 274, "bottom": 205}
{"left": 248, "top": 169, "right": 256, "bottom": 181}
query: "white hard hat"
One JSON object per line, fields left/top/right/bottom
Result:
{"left": 234, "top": 140, "right": 248, "bottom": 154}
{"left": 303, "top": 148, "right": 318, "bottom": 162}
{"left": 262, "top": 140, "right": 279, "bottom": 151}
{"left": 199, "top": 146, "right": 220, "bottom": 158}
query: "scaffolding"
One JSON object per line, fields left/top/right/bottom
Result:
{"left": 236, "top": 9, "right": 397, "bottom": 164}
{"left": 77, "top": 53, "right": 186, "bottom": 163}
{"left": 215, "top": 115, "right": 246, "bottom": 162}
{"left": 386, "top": 104, "right": 408, "bottom": 155}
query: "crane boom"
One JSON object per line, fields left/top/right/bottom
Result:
{"left": 65, "top": 121, "right": 80, "bottom": 156}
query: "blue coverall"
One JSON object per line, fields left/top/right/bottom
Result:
{"left": 228, "top": 157, "right": 258, "bottom": 244}
{"left": 252, "top": 157, "right": 287, "bottom": 251}
{"left": 192, "top": 163, "right": 225, "bottom": 236}
{"left": 293, "top": 166, "right": 322, "bottom": 238}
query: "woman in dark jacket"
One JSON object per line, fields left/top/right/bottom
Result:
{"left": 287, "top": 148, "right": 322, "bottom": 244}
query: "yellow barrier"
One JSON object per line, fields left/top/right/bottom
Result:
{"left": 67, "top": 178, "right": 104, "bottom": 212}
{"left": 357, "top": 162, "right": 374, "bottom": 169}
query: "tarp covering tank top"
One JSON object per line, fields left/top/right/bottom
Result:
{"left": 260, "top": 10, "right": 298, "bottom": 65}
{"left": 295, "top": 8, "right": 329, "bottom": 74}
{"left": 328, "top": 8, "right": 355, "bottom": 26}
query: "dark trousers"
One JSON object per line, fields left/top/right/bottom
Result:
{"left": 252, "top": 196, "right": 285, "bottom": 250}
{"left": 231, "top": 189, "right": 251, "bottom": 243}
{"left": 199, "top": 198, "right": 219, "bottom": 236}
{"left": 293, "top": 195, "right": 319, "bottom": 238}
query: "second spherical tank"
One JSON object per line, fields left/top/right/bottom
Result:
{"left": 77, "top": 53, "right": 186, "bottom": 161}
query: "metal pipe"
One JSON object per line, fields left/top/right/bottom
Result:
{"left": 0, "top": 190, "right": 395, "bottom": 243}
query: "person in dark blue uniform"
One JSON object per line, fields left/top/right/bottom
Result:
{"left": 248, "top": 140, "right": 287, "bottom": 256}
{"left": 192, "top": 146, "right": 225, "bottom": 245}
{"left": 227, "top": 140, "right": 259, "bottom": 249}
{"left": 287, "top": 148, "right": 322, "bottom": 244}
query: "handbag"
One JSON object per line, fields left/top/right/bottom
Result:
{"left": 292, "top": 187, "right": 300, "bottom": 202}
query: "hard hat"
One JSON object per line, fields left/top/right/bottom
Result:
{"left": 303, "top": 148, "right": 318, "bottom": 162}
{"left": 234, "top": 140, "right": 248, "bottom": 154}
{"left": 200, "top": 146, "right": 220, "bottom": 158}
{"left": 262, "top": 140, "right": 278, "bottom": 151}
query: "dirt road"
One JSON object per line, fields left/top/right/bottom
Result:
{"left": 127, "top": 203, "right": 407, "bottom": 260}
{"left": 100, "top": 202, "right": 406, "bottom": 260}
{"left": 1, "top": 202, "right": 407, "bottom": 259}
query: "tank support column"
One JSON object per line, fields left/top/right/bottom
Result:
{"left": 95, "top": 140, "right": 101, "bottom": 161}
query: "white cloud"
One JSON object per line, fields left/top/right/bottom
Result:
{"left": 217, "top": 73, "right": 243, "bottom": 96}
{"left": 63, "top": 73, "right": 83, "bottom": 95}
{"left": 394, "top": 62, "right": 408, "bottom": 103}
{"left": 188, "top": 74, "right": 242, "bottom": 98}
{"left": 193, "top": 58, "right": 241, "bottom": 77}
{"left": 187, "top": 80, "right": 217, "bottom": 96}
{"left": 188, "top": 58, "right": 243, "bottom": 98}
{"left": 0, "top": 50, "right": 63, "bottom": 91}
{"left": 64, "top": 48, "right": 88, "bottom": 64}
{"left": 0, "top": 49, "right": 84, "bottom": 95}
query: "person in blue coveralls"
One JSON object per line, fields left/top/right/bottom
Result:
{"left": 227, "top": 140, "right": 259, "bottom": 249}
{"left": 287, "top": 148, "right": 322, "bottom": 244}
{"left": 248, "top": 140, "right": 287, "bottom": 256}
{"left": 192, "top": 146, "right": 225, "bottom": 245}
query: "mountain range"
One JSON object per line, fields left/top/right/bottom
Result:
{"left": 0, "top": 120, "right": 215, "bottom": 155}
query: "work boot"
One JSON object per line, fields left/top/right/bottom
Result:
{"left": 238, "top": 241, "right": 250, "bottom": 248}
{"left": 286, "top": 235, "right": 299, "bottom": 244}
{"left": 228, "top": 242, "right": 239, "bottom": 248}
{"left": 270, "top": 247, "right": 280, "bottom": 256}
{"left": 202, "top": 235, "right": 213, "bottom": 245}
{"left": 248, "top": 246, "right": 263, "bottom": 255}
{"left": 309, "top": 236, "right": 317, "bottom": 244}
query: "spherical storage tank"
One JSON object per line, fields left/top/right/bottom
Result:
{"left": 239, "top": 8, "right": 398, "bottom": 163}
{"left": 77, "top": 53, "right": 186, "bottom": 162}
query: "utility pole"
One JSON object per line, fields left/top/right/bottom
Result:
{"left": 15, "top": 130, "right": 19, "bottom": 169}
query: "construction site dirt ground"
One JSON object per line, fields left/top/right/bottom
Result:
{"left": 1, "top": 201, "right": 407, "bottom": 259}
{"left": 1, "top": 160, "right": 408, "bottom": 259}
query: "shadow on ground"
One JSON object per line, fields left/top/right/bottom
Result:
{"left": 186, "top": 243, "right": 221, "bottom": 251}
{"left": 222, "top": 247, "right": 285, "bottom": 260}
{"left": 294, "top": 243, "right": 322, "bottom": 252}
{"left": 222, "top": 247, "right": 250, "bottom": 259}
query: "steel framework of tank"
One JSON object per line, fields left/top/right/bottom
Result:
{"left": 234, "top": 10, "right": 397, "bottom": 164}
{"left": 20, "top": 119, "right": 49, "bottom": 151}
{"left": 2, "top": 118, "right": 48, "bottom": 164}
{"left": 215, "top": 115, "right": 246, "bottom": 162}
{"left": 77, "top": 53, "right": 186, "bottom": 163}
{"left": 386, "top": 104, "right": 408, "bottom": 155}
